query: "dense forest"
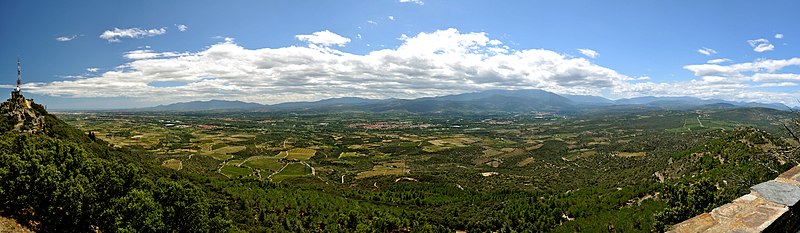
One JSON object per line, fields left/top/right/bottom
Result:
{"left": 0, "top": 103, "right": 797, "bottom": 232}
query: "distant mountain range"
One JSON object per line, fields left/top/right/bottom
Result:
{"left": 141, "top": 100, "right": 265, "bottom": 111}
{"left": 135, "top": 89, "right": 791, "bottom": 113}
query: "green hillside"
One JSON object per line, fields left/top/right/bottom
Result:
{"left": 1, "top": 100, "right": 798, "bottom": 232}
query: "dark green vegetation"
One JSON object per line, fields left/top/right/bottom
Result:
{"left": 0, "top": 104, "right": 232, "bottom": 232}
{"left": 3, "top": 103, "right": 797, "bottom": 232}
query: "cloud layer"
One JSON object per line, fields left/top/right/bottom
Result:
{"left": 100, "top": 27, "right": 167, "bottom": 42}
{"left": 25, "top": 28, "right": 800, "bottom": 106}
{"left": 296, "top": 30, "right": 351, "bottom": 47}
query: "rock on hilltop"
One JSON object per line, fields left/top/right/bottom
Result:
{"left": 0, "top": 91, "right": 46, "bottom": 134}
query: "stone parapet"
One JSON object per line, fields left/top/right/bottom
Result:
{"left": 670, "top": 165, "right": 800, "bottom": 232}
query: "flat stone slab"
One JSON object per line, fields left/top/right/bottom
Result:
{"left": 735, "top": 193, "right": 758, "bottom": 203}
{"left": 670, "top": 213, "right": 716, "bottom": 233}
{"left": 751, "top": 180, "right": 800, "bottom": 206}
{"left": 740, "top": 205, "right": 786, "bottom": 230}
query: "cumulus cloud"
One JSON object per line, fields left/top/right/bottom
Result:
{"left": 775, "top": 33, "right": 784, "bottom": 39}
{"left": 577, "top": 49, "right": 598, "bottom": 58}
{"left": 697, "top": 47, "right": 716, "bottom": 56}
{"left": 56, "top": 35, "right": 77, "bottom": 42}
{"left": 86, "top": 68, "right": 99, "bottom": 72}
{"left": 388, "top": 16, "right": 395, "bottom": 20}
{"left": 706, "top": 58, "right": 732, "bottom": 64}
{"left": 399, "top": 0, "right": 424, "bottom": 5}
{"left": 27, "top": 28, "right": 639, "bottom": 104}
{"left": 176, "top": 24, "right": 188, "bottom": 32}
{"left": 660, "top": 57, "right": 800, "bottom": 105}
{"left": 100, "top": 27, "right": 167, "bottom": 42}
{"left": 295, "top": 30, "right": 351, "bottom": 47}
{"left": 27, "top": 28, "right": 800, "bottom": 106}
{"left": 747, "top": 38, "right": 775, "bottom": 52}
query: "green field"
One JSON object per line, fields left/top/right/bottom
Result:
{"left": 278, "top": 148, "right": 317, "bottom": 160}
{"left": 220, "top": 165, "right": 252, "bottom": 178}
{"left": 617, "top": 152, "right": 647, "bottom": 157}
{"left": 211, "top": 143, "right": 226, "bottom": 150}
{"left": 338, "top": 151, "right": 364, "bottom": 158}
{"left": 562, "top": 150, "right": 597, "bottom": 161}
{"left": 242, "top": 156, "right": 284, "bottom": 171}
{"left": 161, "top": 158, "right": 182, "bottom": 170}
{"left": 207, "top": 153, "right": 233, "bottom": 160}
{"left": 271, "top": 163, "right": 311, "bottom": 182}
{"left": 356, "top": 161, "right": 408, "bottom": 179}
{"left": 213, "top": 145, "right": 247, "bottom": 154}
{"left": 668, "top": 117, "right": 742, "bottom": 133}
{"left": 52, "top": 106, "right": 797, "bottom": 232}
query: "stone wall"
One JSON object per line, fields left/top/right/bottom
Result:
{"left": 670, "top": 165, "right": 800, "bottom": 232}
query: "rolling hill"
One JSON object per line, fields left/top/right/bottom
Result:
{"left": 129, "top": 89, "right": 791, "bottom": 113}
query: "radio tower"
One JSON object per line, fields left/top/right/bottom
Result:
{"left": 16, "top": 58, "right": 21, "bottom": 93}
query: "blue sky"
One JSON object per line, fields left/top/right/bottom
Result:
{"left": 1, "top": 0, "right": 799, "bottom": 109}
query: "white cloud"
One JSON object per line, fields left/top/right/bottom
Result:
{"left": 399, "top": 0, "right": 424, "bottom": 5}
{"left": 754, "top": 44, "right": 775, "bottom": 52}
{"left": 577, "top": 49, "right": 598, "bottom": 58}
{"left": 100, "top": 27, "right": 167, "bottom": 42}
{"left": 56, "top": 35, "right": 77, "bottom": 42}
{"left": 685, "top": 58, "right": 800, "bottom": 77}
{"left": 747, "top": 38, "right": 774, "bottom": 52}
{"left": 295, "top": 30, "right": 351, "bottom": 47}
{"left": 748, "top": 38, "right": 769, "bottom": 47}
{"left": 176, "top": 24, "right": 188, "bottom": 32}
{"left": 775, "top": 33, "right": 784, "bottom": 39}
{"left": 86, "top": 68, "right": 99, "bottom": 72}
{"left": 697, "top": 47, "right": 716, "bottom": 56}
{"left": 27, "top": 28, "right": 800, "bottom": 107}
{"left": 123, "top": 50, "right": 189, "bottom": 60}
{"left": 706, "top": 58, "right": 732, "bottom": 64}
{"left": 28, "top": 28, "right": 638, "bottom": 104}
{"left": 357, "top": 34, "right": 362, "bottom": 39}
{"left": 759, "top": 82, "right": 796, "bottom": 87}
{"left": 388, "top": 16, "right": 395, "bottom": 20}
{"left": 367, "top": 20, "right": 377, "bottom": 25}
{"left": 661, "top": 57, "right": 800, "bottom": 105}
{"left": 751, "top": 73, "right": 800, "bottom": 82}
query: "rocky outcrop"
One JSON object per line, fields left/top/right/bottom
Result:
{"left": 0, "top": 91, "right": 45, "bottom": 134}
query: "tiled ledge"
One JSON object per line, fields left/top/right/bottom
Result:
{"left": 670, "top": 166, "right": 800, "bottom": 233}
